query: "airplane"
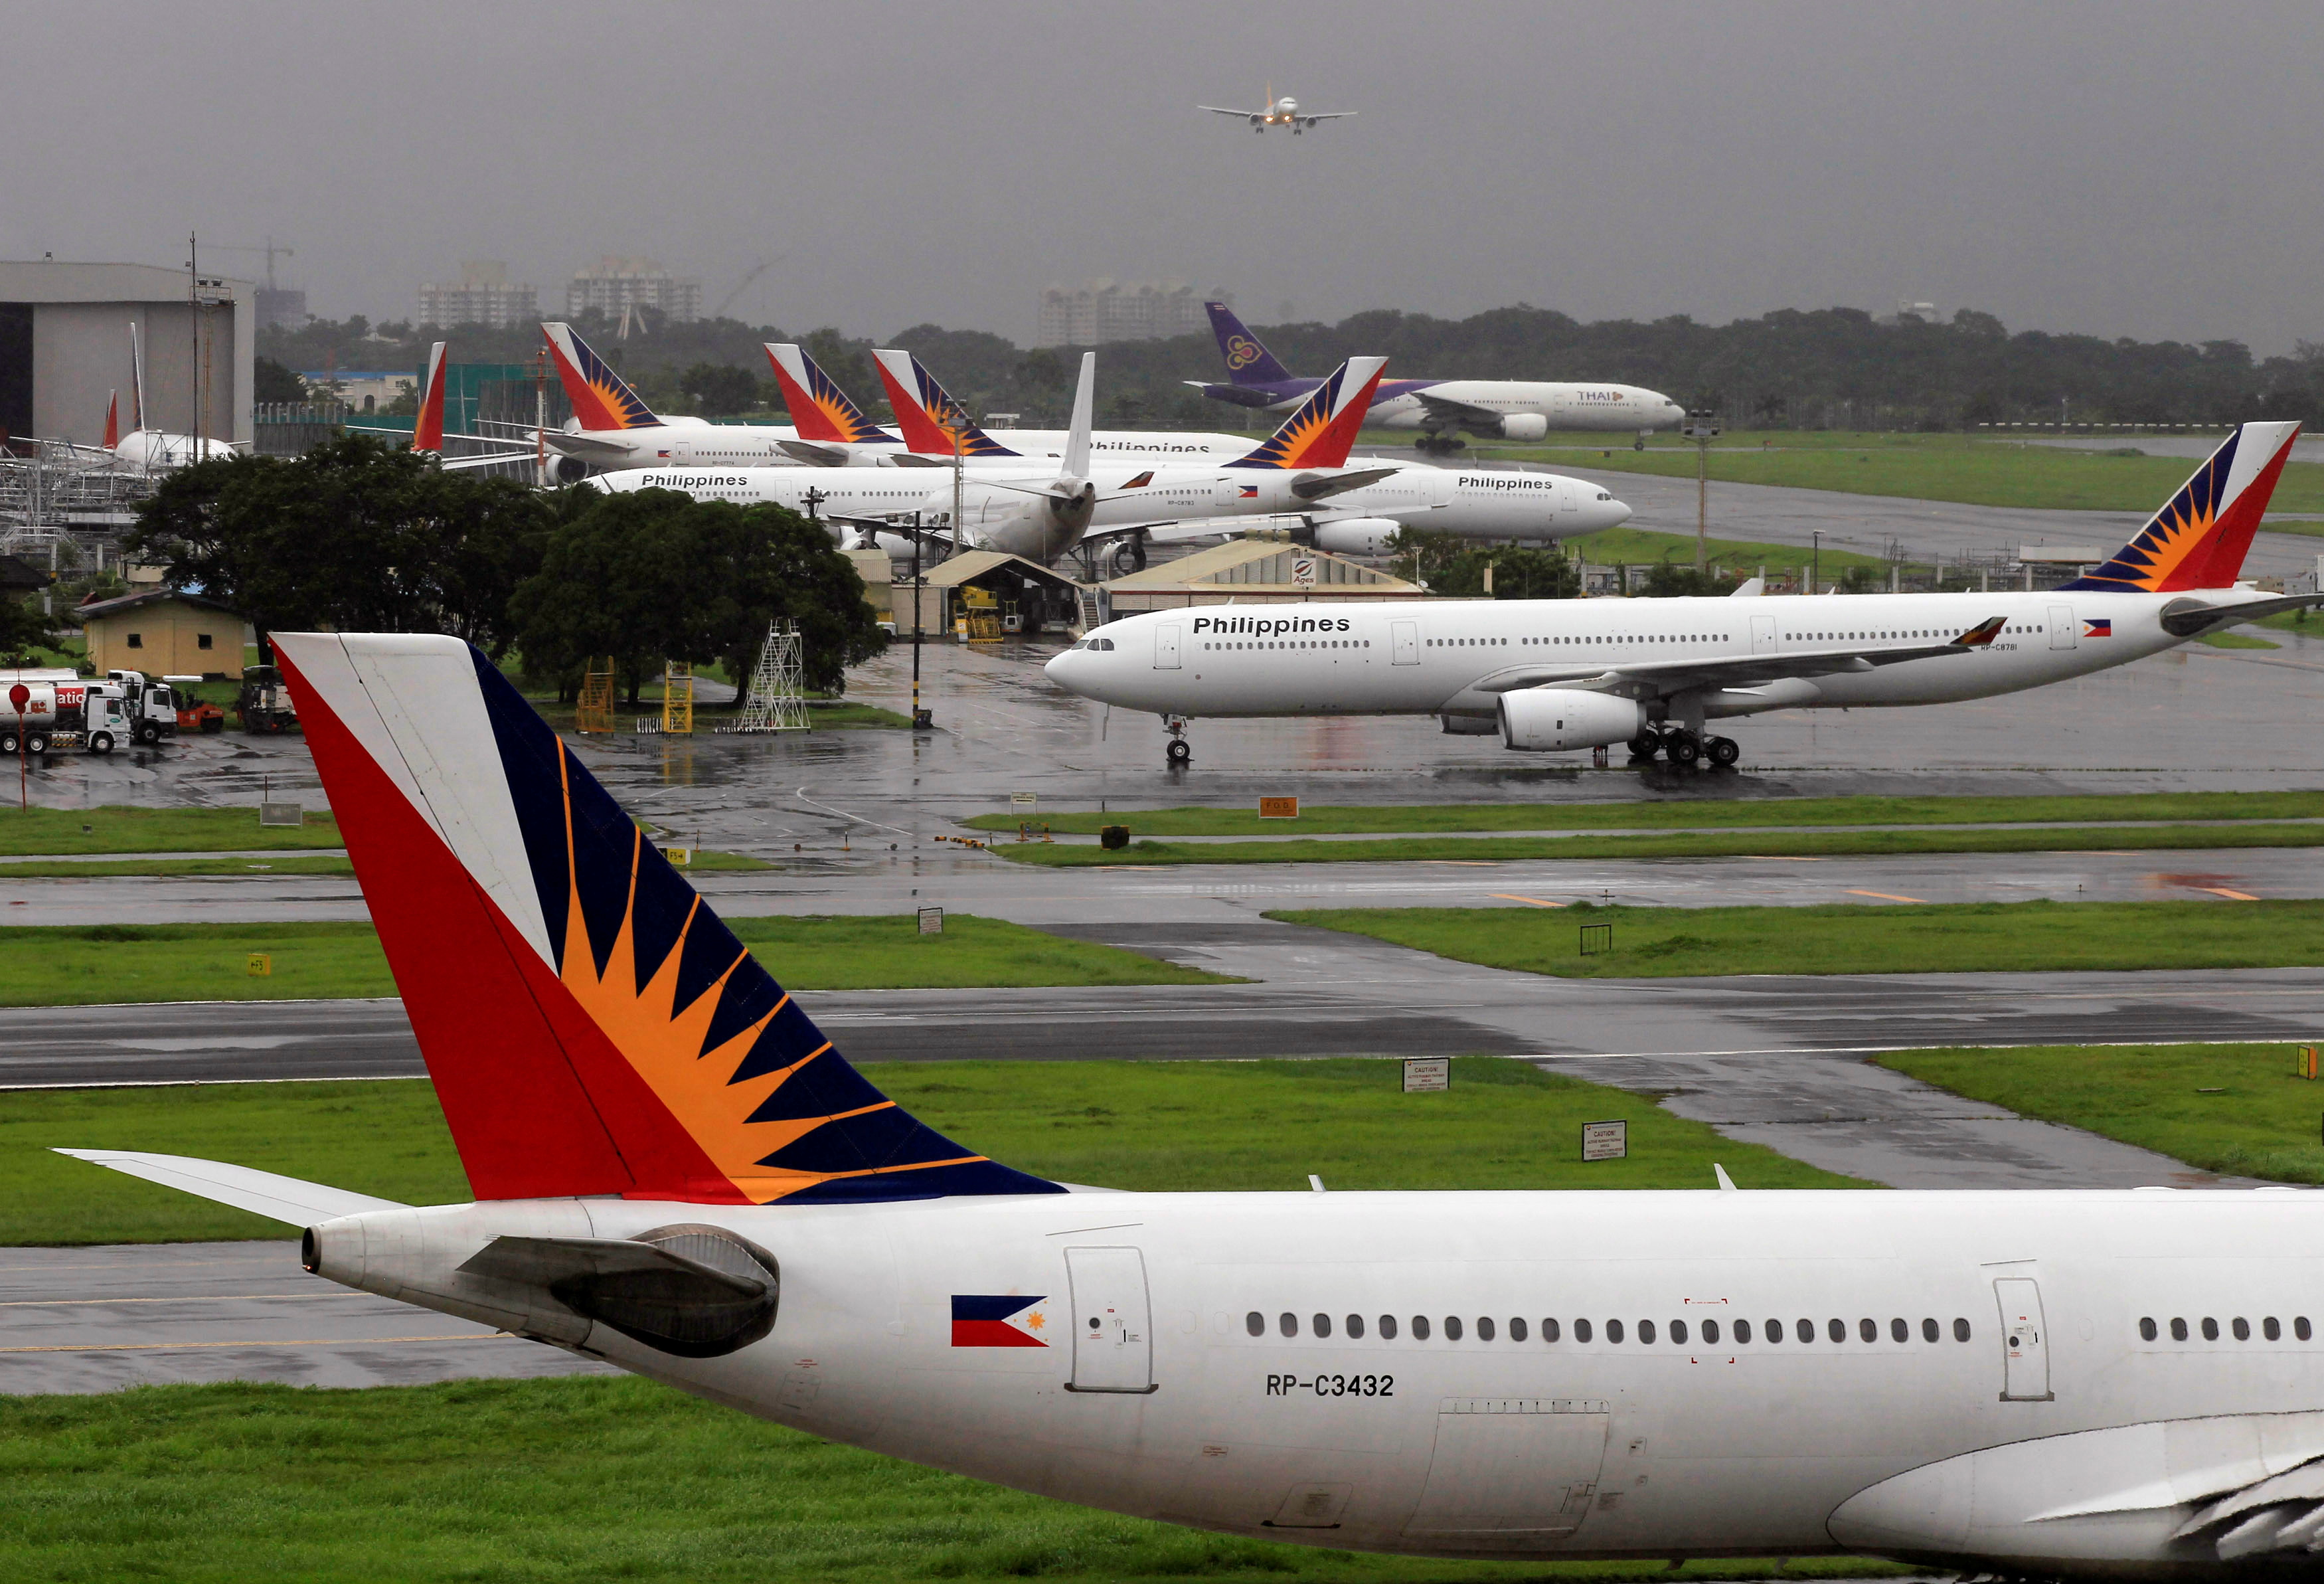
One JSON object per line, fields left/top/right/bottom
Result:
{"left": 1189, "top": 302, "right": 1687, "bottom": 452}
{"left": 107, "top": 322, "right": 236, "bottom": 471}
{"left": 1046, "top": 422, "right": 2311, "bottom": 768}
{"left": 60, "top": 620, "right": 2324, "bottom": 1582}
{"left": 588, "top": 355, "right": 1404, "bottom": 569}
{"left": 1200, "top": 84, "right": 1354, "bottom": 134}
{"left": 409, "top": 342, "right": 543, "bottom": 474}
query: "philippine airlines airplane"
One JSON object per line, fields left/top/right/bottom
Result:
{"left": 1048, "top": 423, "right": 2309, "bottom": 767}
{"left": 863, "top": 346, "right": 1264, "bottom": 467}
{"left": 591, "top": 357, "right": 1407, "bottom": 567}
{"left": 60, "top": 619, "right": 2324, "bottom": 1580}
{"left": 1190, "top": 303, "right": 1686, "bottom": 451}
{"left": 1199, "top": 84, "right": 1355, "bottom": 134}
{"left": 105, "top": 322, "right": 236, "bottom": 471}
{"left": 408, "top": 343, "right": 540, "bottom": 474}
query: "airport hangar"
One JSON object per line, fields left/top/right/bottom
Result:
{"left": 0, "top": 259, "right": 255, "bottom": 450}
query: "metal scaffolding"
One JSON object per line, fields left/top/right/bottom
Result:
{"left": 732, "top": 622, "right": 807, "bottom": 733}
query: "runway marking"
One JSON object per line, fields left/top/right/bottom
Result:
{"left": 1845, "top": 889, "right": 1928, "bottom": 904}
{"left": 2189, "top": 887, "right": 2262, "bottom": 901}
{"left": 1490, "top": 894, "right": 1567, "bottom": 908}
{"left": 0, "top": 1334, "right": 514, "bottom": 1355}
{"left": 0, "top": 1292, "right": 337, "bottom": 1308}
{"left": 1743, "top": 856, "right": 1822, "bottom": 862}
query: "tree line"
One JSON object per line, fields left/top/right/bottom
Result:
{"left": 122, "top": 436, "right": 887, "bottom": 703}
{"left": 264, "top": 302, "right": 2324, "bottom": 433}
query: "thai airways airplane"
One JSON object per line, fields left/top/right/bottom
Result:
{"left": 106, "top": 322, "right": 236, "bottom": 471}
{"left": 60, "top": 616, "right": 2324, "bottom": 1581}
{"left": 1048, "top": 422, "right": 2310, "bottom": 767}
{"left": 1189, "top": 303, "right": 1686, "bottom": 452}
{"left": 588, "top": 357, "right": 1404, "bottom": 568}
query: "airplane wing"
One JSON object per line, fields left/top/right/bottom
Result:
{"left": 1079, "top": 519, "right": 1282, "bottom": 549}
{"left": 1290, "top": 466, "right": 1402, "bottom": 502}
{"left": 432, "top": 450, "right": 539, "bottom": 472}
{"left": 778, "top": 439, "right": 857, "bottom": 466}
{"left": 1200, "top": 105, "right": 1260, "bottom": 117}
{"left": 1301, "top": 111, "right": 1357, "bottom": 121}
{"left": 1412, "top": 391, "right": 1513, "bottom": 428}
{"left": 2159, "top": 591, "right": 2324, "bottom": 637}
{"left": 1465, "top": 616, "right": 2007, "bottom": 701}
{"left": 540, "top": 430, "right": 636, "bottom": 458}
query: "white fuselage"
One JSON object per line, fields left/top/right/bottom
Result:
{"left": 308, "top": 1184, "right": 2324, "bottom": 1574}
{"left": 555, "top": 422, "right": 1260, "bottom": 472}
{"left": 111, "top": 430, "right": 234, "bottom": 471}
{"left": 1365, "top": 382, "right": 1687, "bottom": 436}
{"left": 1044, "top": 588, "right": 2209, "bottom": 723}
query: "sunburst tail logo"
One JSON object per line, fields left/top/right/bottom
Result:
{"left": 870, "top": 349, "right": 1018, "bottom": 458}
{"left": 542, "top": 322, "right": 662, "bottom": 432}
{"left": 272, "top": 632, "right": 1066, "bottom": 1207}
{"left": 766, "top": 343, "right": 897, "bottom": 446}
{"left": 1225, "top": 356, "right": 1388, "bottom": 470}
{"left": 2062, "top": 422, "right": 2302, "bottom": 592}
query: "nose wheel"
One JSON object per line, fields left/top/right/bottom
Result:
{"left": 1164, "top": 715, "right": 1192, "bottom": 766}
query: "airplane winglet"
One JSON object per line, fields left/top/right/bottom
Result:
{"left": 1950, "top": 616, "right": 2007, "bottom": 648}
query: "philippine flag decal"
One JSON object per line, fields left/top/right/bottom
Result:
{"left": 1238, "top": 484, "right": 1259, "bottom": 499}
{"left": 2084, "top": 618, "right": 2113, "bottom": 638}
{"left": 952, "top": 1294, "right": 1050, "bottom": 1347}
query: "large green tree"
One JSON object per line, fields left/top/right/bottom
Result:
{"left": 509, "top": 490, "right": 886, "bottom": 704}
{"left": 126, "top": 434, "right": 553, "bottom": 656}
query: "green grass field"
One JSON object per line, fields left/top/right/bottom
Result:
{"left": 1560, "top": 525, "right": 1889, "bottom": 578}
{"left": 0, "top": 915, "right": 1228, "bottom": 1010}
{"left": 1878, "top": 1043, "right": 2324, "bottom": 1184}
{"left": 7, "top": 1057, "right": 1863, "bottom": 1244}
{"left": 0, "top": 806, "right": 344, "bottom": 856}
{"left": 0, "top": 1374, "right": 1908, "bottom": 1584}
{"left": 1271, "top": 899, "right": 2324, "bottom": 982}
{"left": 967, "top": 790, "right": 2324, "bottom": 838}
{"left": 997, "top": 821, "right": 2324, "bottom": 869}
{"left": 1489, "top": 430, "right": 2324, "bottom": 516}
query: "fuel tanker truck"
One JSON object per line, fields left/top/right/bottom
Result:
{"left": 0, "top": 673, "right": 139, "bottom": 756}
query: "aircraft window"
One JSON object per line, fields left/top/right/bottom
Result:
{"left": 1858, "top": 1318, "right": 1876, "bottom": 1342}
{"left": 1890, "top": 1318, "right": 1908, "bottom": 1343}
{"left": 2202, "top": 1318, "right": 2220, "bottom": 1341}
{"left": 1313, "top": 1312, "right": 1333, "bottom": 1338}
{"left": 1379, "top": 1314, "right": 1398, "bottom": 1340}
{"left": 2300, "top": 1318, "right": 2313, "bottom": 1340}
{"left": 1765, "top": 1318, "right": 1782, "bottom": 1344}
{"left": 1606, "top": 1319, "right": 1625, "bottom": 1343}
{"left": 2171, "top": 1318, "right": 2189, "bottom": 1341}
{"left": 1412, "top": 1315, "right": 1431, "bottom": 1340}
{"left": 1699, "top": 1318, "right": 1717, "bottom": 1344}
{"left": 1444, "top": 1316, "right": 1464, "bottom": 1341}
{"left": 1639, "top": 1319, "right": 1657, "bottom": 1344}
{"left": 1922, "top": 1318, "right": 1940, "bottom": 1343}
{"left": 1509, "top": 1317, "right": 1528, "bottom": 1342}
{"left": 1280, "top": 1312, "right": 1299, "bottom": 1338}
{"left": 1247, "top": 1311, "right": 1265, "bottom": 1336}
{"left": 1346, "top": 1314, "right": 1365, "bottom": 1339}
{"left": 1797, "top": 1319, "right": 1815, "bottom": 1343}
{"left": 1734, "top": 1318, "right": 1751, "bottom": 1343}
{"left": 1953, "top": 1318, "right": 1972, "bottom": 1342}
{"left": 1823, "top": 1318, "right": 1843, "bottom": 1343}
{"left": 1671, "top": 1319, "right": 1688, "bottom": 1345}
{"left": 2233, "top": 1318, "right": 2250, "bottom": 1342}
{"left": 1476, "top": 1316, "right": 1495, "bottom": 1342}
{"left": 2140, "top": 1318, "right": 2159, "bottom": 1342}
{"left": 1574, "top": 1318, "right": 1592, "bottom": 1342}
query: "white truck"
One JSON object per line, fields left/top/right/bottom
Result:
{"left": 103, "top": 670, "right": 185, "bottom": 746}
{"left": 0, "top": 677, "right": 138, "bottom": 756}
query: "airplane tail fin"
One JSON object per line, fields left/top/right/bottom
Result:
{"left": 2060, "top": 422, "right": 2303, "bottom": 592}
{"left": 103, "top": 391, "right": 119, "bottom": 450}
{"left": 129, "top": 323, "right": 147, "bottom": 432}
{"left": 1206, "top": 301, "right": 1293, "bottom": 385}
{"left": 412, "top": 343, "right": 448, "bottom": 453}
{"left": 869, "top": 349, "right": 1019, "bottom": 458}
{"left": 1062, "top": 352, "right": 1095, "bottom": 479}
{"left": 764, "top": 343, "right": 897, "bottom": 446}
{"left": 270, "top": 632, "right": 1063, "bottom": 1207}
{"left": 540, "top": 322, "right": 663, "bottom": 432}
{"left": 1225, "top": 356, "right": 1387, "bottom": 470}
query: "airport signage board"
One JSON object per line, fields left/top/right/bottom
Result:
{"left": 1291, "top": 557, "right": 1317, "bottom": 587}
{"left": 1402, "top": 1057, "right": 1450, "bottom": 1093}
{"left": 1582, "top": 1120, "right": 1628, "bottom": 1161}
{"left": 1258, "top": 796, "right": 1299, "bottom": 820}
{"left": 1011, "top": 791, "right": 1037, "bottom": 811}
{"left": 918, "top": 906, "right": 944, "bottom": 936}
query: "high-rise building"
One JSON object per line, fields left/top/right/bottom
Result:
{"left": 1035, "top": 280, "right": 1227, "bottom": 348}
{"left": 418, "top": 262, "right": 540, "bottom": 330}
{"left": 564, "top": 257, "right": 701, "bottom": 325}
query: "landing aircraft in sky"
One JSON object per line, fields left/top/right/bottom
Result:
{"left": 1191, "top": 302, "right": 1685, "bottom": 452}
{"left": 59, "top": 600, "right": 2324, "bottom": 1580}
{"left": 1200, "top": 84, "right": 1354, "bottom": 134}
{"left": 1048, "top": 422, "right": 2311, "bottom": 766}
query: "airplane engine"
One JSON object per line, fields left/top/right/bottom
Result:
{"left": 550, "top": 455, "right": 590, "bottom": 485}
{"left": 1499, "top": 688, "right": 1645, "bottom": 752}
{"left": 1310, "top": 518, "right": 1403, "bottom": 555}
{"left": 1500, "top": 413, "right": 1550, "bottom": 442}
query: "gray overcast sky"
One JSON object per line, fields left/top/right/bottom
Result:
{"left": 9, "top": 1, "right": 2319, "bottom": 351}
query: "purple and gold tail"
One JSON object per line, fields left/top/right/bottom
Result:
{"left": 1206, "top": 301, "right": 1294, "bottom": 385}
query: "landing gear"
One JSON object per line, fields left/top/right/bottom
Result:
{"left": 1663, "top": 729, "right": 1702, "bottom": 766}
{"left": 1705, "top": 735, "right": 1740, "bottom": 767}
{"left": 1417, "top": 434, "right": 1467, "bottom": 456}
{"left": 1626, "top": 732, "right": 1659, "bottom": 763}
{"left": 1164, "top": 715, "right": 1192, "bottom": 766}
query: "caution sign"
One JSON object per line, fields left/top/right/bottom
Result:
{"left": 1402, "top": 1057, "right": 1450, "bottom": 1093}
{"left": 1582, "top": 1120, "right": 1628, "bottom": 1161}
{"left": 1258, "top": 796, "right": 1299, "bottom": 820}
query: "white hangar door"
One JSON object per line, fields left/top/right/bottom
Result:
{"left": 1403, "top": 1397, "right": 1609, "bottom": 1543}
{"left": 1064, "top": 1246, "right": 1155, "bottom": 1393}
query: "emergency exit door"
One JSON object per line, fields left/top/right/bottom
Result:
{"left": 1995, "top": 1278, "right": 2052, "bottom": 1401}
{"left": 1064, "top": 1247, "right": 1155, "bottom": 1393}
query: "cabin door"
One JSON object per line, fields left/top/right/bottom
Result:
{"left": 2048, "top": 604, "right": 2077, "bottom": 650}
{"left": 1995, "top": 1278, "right": 2054, "bottom": 1401}
{"left": 1391, "top": 620, "right": 1420, "bottom": 665}
{"left": 1154, "top": 623, "right": 1181, "bottom": 669}
{"left": 1064, "top": 1247, "right": 1155, "bottom": 1393}
{"left": 1403, "top": 1397, "right": 1610, "bottom": 1544}
{"left": 1751, "top": 615, "right": 1777, "bottom": 654}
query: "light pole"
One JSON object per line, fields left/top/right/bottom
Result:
{"left": 1811, "top": 529, "right": 1822, "bottom": 595}
{"left": 1685, "top": 408, "right": 1720, "bottom": 573}
{"left": 909, "top": 511, "right": 930, "bottom": 731}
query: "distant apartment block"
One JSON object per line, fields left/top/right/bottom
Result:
{"left": 1036, "top": 280, "right": 1228, "bottom": 347}
{"left": 565, "top": 256, "right": 701, "bottom": 324}
{"left": 418, "top": 262, "right": 540, "bottom": 329}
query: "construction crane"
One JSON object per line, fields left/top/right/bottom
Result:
{"left": 713, "top": 254, "right": 788, "bottom": 321}
{"left": 205, "top": 240, "right": 295, "bottom": 290}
